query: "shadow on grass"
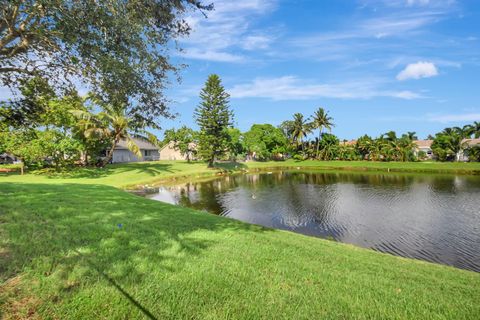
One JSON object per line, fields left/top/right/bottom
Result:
{"left": 35, "top": 162, "right": 177, "bottom": 180}
{"left": 0, "top": 182, "right": 269, "bottom": 317}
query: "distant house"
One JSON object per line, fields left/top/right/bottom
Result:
{"left": 413, "top": 139, "right": 480, "bottom": 161}
{"left": 0, "top": 153, "right": 18, "bottom": 164}
{"left": 111, "top": 137, "right": 160, "bottom": 163}
{"left": 413, "top": 140, "right": 434, "bottom": 159}
{"left": 159, "top": 141, "right": 197, "bottom": 161}
{"left": 340, "top": 140, "right": 357, "bottom": 146}
{"left": 458, "top": 138, "right": 480, "bottom": 161}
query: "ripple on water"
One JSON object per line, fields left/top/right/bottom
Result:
{"left": 145, "top": 171, "right": 480, "bottom": 272}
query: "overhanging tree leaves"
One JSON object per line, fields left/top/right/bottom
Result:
{"left": 163, "top": 126, "right": 197, "bottom": 161}
{"left": 0, "top": 0, "right": 212, "bottom": 126}
{"left": 194, "top": 74, "right": 233, "bottom": 167}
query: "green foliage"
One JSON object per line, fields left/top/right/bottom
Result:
{"left": 417, "top": 150, "right": 427, "bottom": 160}
{"left": 1, "top": 129, "right": 81, "bottom": 168}
{"left": 243, "top": 124, "right": 287, "bottom": 160}
{"left": 1, "top": 1, "right": 212, "bottom": 126}
{"left": 467, "top": 145, "right": 480, "bottom": 162}
{"left": 163, "top": 126, "right": 198, "bottom": 161}
{"left": 356, "top": 135, "right": 374, "bottom": 160}
{"left": 317, "top": 133, "right": 339, "bottom": 160}
{"left": 432, "top": 131, "right": 465, "bottom": 162}
{"left": 194, "top": 74, "right": 233, "bottom": 166}
{"left": 225, "top": 128, "right": 244, "bottom": 161}
{"left": 337, "top": 144, "right": 359, "bottom": 161}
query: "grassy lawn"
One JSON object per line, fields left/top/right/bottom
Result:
{"left": 1, "top": 160, "right": 480, "bottom": 319}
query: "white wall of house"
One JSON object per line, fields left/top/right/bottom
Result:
{"left": 112, "top": 149, "right": 159, "bottom": 163}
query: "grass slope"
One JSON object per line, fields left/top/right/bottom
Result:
{"left": 1, "top": 161, "right": 480, "bottom": 319}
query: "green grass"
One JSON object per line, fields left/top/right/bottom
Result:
{"left": 1, "top": 161, "right": 480, "bottom": 319}
{"left": 2, "top": 160, "right": 480, "bottom": 188}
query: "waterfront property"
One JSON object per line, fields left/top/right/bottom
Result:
{"left": 111, "top": 137, "right": 160, "bottom": 163}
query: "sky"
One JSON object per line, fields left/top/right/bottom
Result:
{"left": 161, "top": 0, "right": 480, "bottom": 140}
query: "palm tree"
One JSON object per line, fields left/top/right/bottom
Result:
{"left": 462, "top": 124, "right": 475, "bottom": 139}
{"left": 73, "top": 104, "right": 159, "bottom": 167}
{"left": 291, "top": 113, "right": 311, "bottom": 153}
{"left": 453, "top": 126, "right": 470, "bottom": 139}
{"left": 382, "top": 131, "right": 397, "bottom": 142}
{"left": 442, "top": 127, "right": 455, "bottom": 135}
{"left": 473, "top": 121, "right": 480, "bottom": 138}
{"left": 310, "top": 107, "right": 334, "bottom": 158}
{"left": 405, "top": 131, "right": 418, "bottom": 141}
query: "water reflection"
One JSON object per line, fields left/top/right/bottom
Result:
{"left": 145, "top": 171, "right": 480, "bottom": 272}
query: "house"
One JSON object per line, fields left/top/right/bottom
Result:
{"left": 159, "top": 141, "right": 197, "bottom": 161}
{"left": 111, "top": 138, "right": 160, "bottom": 163}
{"left": 0, "top": 153, "right": 18, "bottom": 164}
{"left": 458, "top": 138, "right": 480, "bottom": 161}
{"left": 413, "top": 140, "right": 434, "bottom": 159}
{"left": 413, "top": 139, "right": 480, "bottom": 161}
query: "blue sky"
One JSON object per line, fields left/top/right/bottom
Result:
{"left": 162, "top": 0, "right": 480, "bottom": 140}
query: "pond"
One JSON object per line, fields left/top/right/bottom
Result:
{"left": 141, "top": 170, "right": 480, "bottom": 272}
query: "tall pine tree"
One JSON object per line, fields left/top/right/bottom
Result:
{"left": 194, "top": 74, "right": 233, "bottom": 167}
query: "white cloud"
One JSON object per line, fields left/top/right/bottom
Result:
{"left": 179, "top": 0, "right": 276, "bottom": 62}
{"left": 228, "top": 76, "right": 422, "bottom": 100}
{"left": 241, "top": 35, "right": 274, "bottom": 51}
{"left": 428, "top": 113, "right": 480, "bottom": 123}
{"left": 182, "top": 49, "right": 244, "bottom": 63}
{"left": 406, "top": 0, "right": 431, "bottom": 6}
{"left": 361, "top": 0, "right": 456, "bottom": 9}
{"left": 396, "top": 61, "right": 439, "bottom": 80}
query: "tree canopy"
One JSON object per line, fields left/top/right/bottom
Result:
{"left": 0, "top": 0, "right": 211, "bottom": 126}
{"left": 243, "top": 124, "right": 287, "bottom": 160}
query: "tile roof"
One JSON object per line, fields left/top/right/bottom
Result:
{"left": 414, "top": 140, "right": 433, "bottom": 148}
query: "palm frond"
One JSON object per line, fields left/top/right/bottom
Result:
{"left": 126, "top": 135, "right": 142, "bottom": 158}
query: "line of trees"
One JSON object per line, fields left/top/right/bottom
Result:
{"left": 3, "top": 73, "right": 480, "bottom": 169}
{"left": 164, "top": 75, "right": 480, "bottom": 164}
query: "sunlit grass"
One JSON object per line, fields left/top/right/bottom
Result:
{"left": 1, "top": 161, "right": 480, "bottom": 318}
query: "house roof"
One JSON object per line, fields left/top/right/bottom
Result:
{"left": 413, "top": 138, "right": 480, "bottom": 149}
{"left": 115, "top": 137, "right": 159, "bottom": 151}
{"left": 414, "top": 140, "right": 433, "bottom": 148}
{"left": 0, "top": 153, "right": 16, "bottom": 159}
{"left": 464, "top": 138, "right": 480, "bottom": 146}
{"left": 340, "top": 140, "right": 356, "bottom": 146}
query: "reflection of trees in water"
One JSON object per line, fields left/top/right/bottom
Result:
{"left": 169, "top": 172, "right": 479, "bottom": 214}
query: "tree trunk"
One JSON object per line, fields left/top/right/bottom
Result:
{"left": 102, "top": 136, "right": 120, "bottom": 167}
{"left": 316, "top": 130, "right": 321, "bottom": 159}
{"left": 207, "top": 158, "right": 214, "bottom": 168}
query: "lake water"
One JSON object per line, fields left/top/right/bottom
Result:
{"left": 142, "top": 170, "right": 480, "bottom": 272}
